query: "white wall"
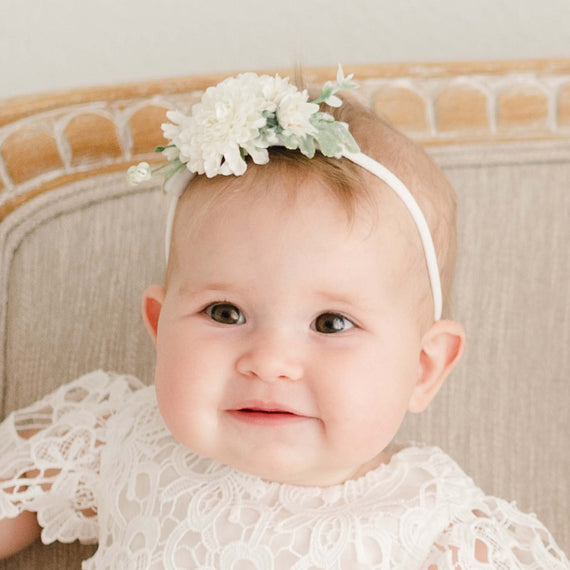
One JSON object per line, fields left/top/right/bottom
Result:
{"left": 1, "top": 0, "right": 570, "bottom": 100}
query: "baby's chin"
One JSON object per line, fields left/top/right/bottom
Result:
{"left": 207, "top": 449, "right": 393, "bottom": 488}
{"left": 173, "top": 438, "right": 332, "bottom": 486}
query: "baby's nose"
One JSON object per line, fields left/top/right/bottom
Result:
{"left": 235, "top": 331, "right": 304, "bottom": 382}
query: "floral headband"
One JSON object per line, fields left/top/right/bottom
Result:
{"left": 128, "top": 66, "right": 443, "bottom": 320}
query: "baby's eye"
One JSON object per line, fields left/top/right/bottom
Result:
{"left": 313, "top": 313, "right": 355, "bottom": 334}
{"left": 203, "top": 303, "right": 245, "bottom": 325}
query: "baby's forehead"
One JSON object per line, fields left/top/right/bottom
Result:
{"left": 170, "top": 166, "right": 423, "bottom": 278}
{"left": 174, "top": 162, "right": 415, "bottom": 240}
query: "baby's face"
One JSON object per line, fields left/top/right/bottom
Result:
{"left": 147, "top": 174, "right": 427, "bottom": 486}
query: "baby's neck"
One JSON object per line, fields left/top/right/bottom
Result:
{"left": 334, "top": 442, "right": 407, "bottom": 486}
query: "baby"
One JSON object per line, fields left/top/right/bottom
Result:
{"left": 1, "top": 68, "right": 568, "bottom": 569}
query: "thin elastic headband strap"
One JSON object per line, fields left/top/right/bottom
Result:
{"left": 164, "top": 171, "right": 191, "bottom": 262}
{"left": 163, "top": 151, "right": 443, "bottom": 321}
{"left": 342, "top": 151, "right": 442, "bottom": 321}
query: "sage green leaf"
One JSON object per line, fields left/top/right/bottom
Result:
{"left": 329, "top": 121, "right": 360, "bottom": 153}
{"left": 298, "top": 135, "right": 316, "bottom": 158}
{"left": 281, "top": 134, "right": 300, "bottom": 150}
{"left": 314, "top": 125, "right": 343, "bottom": 156}
{"left": 311, "top": 112, "right": 335, "bottom": 125}
{"left": 310, "top": 83, "right": 335, "bottom": 105}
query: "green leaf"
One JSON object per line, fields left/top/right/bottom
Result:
{"left": 314, "top": 124, "right": 342, "bottom": 156}
{"left": 329, "top": 121, "right": 360, "bottom": 153}
{"left": 281, "top": 135, "right": 300, "bottom": 150}
{"left": 298, "top": 135, "right": 316, "bottom": 158}
{"left": 262, "top": 111, "right": 279, "bottom": 130}
{"left": 311, "top": 112, "right": 335, "bottom": 127}
{"left": 154, "top": 144, "right": 176, "bottom": 153}
{"left": 310, "top": 84, "right": 335, "bottom": 105}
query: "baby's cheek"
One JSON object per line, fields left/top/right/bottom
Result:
{"left": 154, "top": 355, "right": 224, "bottom": 450}
{"left": 155, "top": 373, "right": 189, "bottom": 435}
{"left": 155, "top": 379, "right": 208, "bottom": 453}
{"left": 326, "top": 382, "right": 407, "bottom": 448}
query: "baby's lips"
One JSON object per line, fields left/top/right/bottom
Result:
{"left": 228, "top": 399, "right": 315, "bottom": 418}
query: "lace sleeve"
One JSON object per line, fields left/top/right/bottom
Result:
{"left": 0, "top": 370, "right": 144, "bottom": 545}
{"left": 422, "top": 495, "right": 570, "bottom": 569}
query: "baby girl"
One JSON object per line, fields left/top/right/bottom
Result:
{"left": 1, "top": 68, "right": 568, "bottom": 568}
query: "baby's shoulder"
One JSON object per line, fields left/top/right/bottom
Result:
{"left": 3, "top": 369, "right": 149, "bottom": 443}
{"left": 0, "top": 370, "right": 149, "bottom": 545}
{"left": 424, "top": 494, "right": 570, "bottom": 569}
{"left": 388, "top": 444, "right": 482, "bottom": 498}
{"left": 399, "top": 446, "right": 570, "bottom": 569}
{"left": 45, "top": 369, "right": 146, "bottom": 405}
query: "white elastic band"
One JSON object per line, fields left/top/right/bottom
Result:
{"left": 164, "top": 169, "right": 194, "bottom": 261}
{"left": 342, "top": 151, "right": 442, "bottom": 321}
{"left": 164, "top": 151, "right": 443, "bottom": 321}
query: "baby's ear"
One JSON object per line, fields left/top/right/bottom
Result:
{"left": 408, "top": 319, "right": 466, "bottom": 414}
{"left": 142, "top": 285, "right": 166, "bottom": 344}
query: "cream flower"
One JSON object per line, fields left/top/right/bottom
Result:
{"left": 176, "top": 73, "right": 272, "bottom": 177}
{"left": 276, "top": 91, "right": 319, "bottom": 138}
{"left": 126, "top": 162, "right": 152, "bottom": 185}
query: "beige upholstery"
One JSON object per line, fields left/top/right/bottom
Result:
{"left": 1, "top": 61, "right": 569, "bottom": 568}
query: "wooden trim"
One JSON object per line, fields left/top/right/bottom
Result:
{"left": 2, "top": 58, "right": 570, "bottom": 127}
{"left": 0, "top": 162, "right": 138, "bottom": 221}
{"left": 0, "top": 74, "right": 225, "bottom": 128}
{"left": 1, "top": 58, "right": 570, "bottom": 222}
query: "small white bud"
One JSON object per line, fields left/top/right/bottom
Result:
{"left": 127, "top": 162, "right": 152, "bottom": 185}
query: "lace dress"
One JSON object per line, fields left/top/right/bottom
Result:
{"left": 1, "top": 370, "right": 568, "bottom": 569}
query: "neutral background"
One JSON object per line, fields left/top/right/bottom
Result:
{"left": 2, "top": 0, "right": 570, "bottom": 100}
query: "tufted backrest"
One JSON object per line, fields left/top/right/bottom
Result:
{"left": 1, "top": 60, "right": 569, "bottom": 568}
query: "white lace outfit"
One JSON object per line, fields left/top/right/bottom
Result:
{"left": 1, "top": 371, "right": 568, "bottom": 569}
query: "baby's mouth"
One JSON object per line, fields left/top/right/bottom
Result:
{"left": 240, "top": 407, "right": 296, "bottom": 415}
{"left": 228, "top": 403, "right": 309, "bottom": 425}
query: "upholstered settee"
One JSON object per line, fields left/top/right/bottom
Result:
{"left": 0, "top": 60, "right": 569, "bottom": 568}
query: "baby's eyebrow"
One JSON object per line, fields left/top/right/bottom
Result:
{"left": 176, "top": 282, "right": 238, "bottom": 299}
{"left": 313, "top": 289, "right": 367, "bottom": 308}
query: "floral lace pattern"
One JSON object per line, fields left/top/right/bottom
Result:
{"left": 1, "top": 371, "right": 568, "bottom": 569}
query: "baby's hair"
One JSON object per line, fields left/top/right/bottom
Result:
{"left": 166, "top": 92, "right": 458, "bottom": 322}
{"left": 321, "top": 94, "right": 459, "bottom": 320}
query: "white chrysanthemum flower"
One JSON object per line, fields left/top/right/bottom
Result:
{"left": 276, "top": 92, "right": 319, "bottom": 138}
{"left": 259, "top": 75, "right": 317, "bottom": 137}
{"left": 259, "top": 74, "right": 295, "bottom": 106}
{"left": 127, "top": 162, "right": 152, "bottom": 185}
{"left": 161, "top": 110, "right": 189, "bottom": 162}
{"left": 172, "top": 73, "right": 273, "bottom": 177}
